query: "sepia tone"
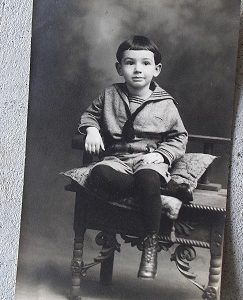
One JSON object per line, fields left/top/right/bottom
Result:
{"left": 16, "top": 1, "right": 239, "bottom": 299}
{"left": 0, "top": 0, "right": 242, "bottom": 300}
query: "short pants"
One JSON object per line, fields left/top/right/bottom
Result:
{"left": 94, "top": 153, "right": 171, "bottom": 183}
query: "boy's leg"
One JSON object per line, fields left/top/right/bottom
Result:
{"left": 90, "top": 165, "right": 134, "bottom": 197}
{"left": 134, "top": 169, "right": 162, "bottom": 280}
{"left": 133, "top": 154, "right": 193, "bottom": 203}
{"left": 134, "top": 169, "right": 162, "bottom": 233}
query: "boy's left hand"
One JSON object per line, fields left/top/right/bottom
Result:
{"left": 141, "top": 152, "right": 164, "bottom": 164}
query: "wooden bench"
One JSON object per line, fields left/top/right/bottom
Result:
{"left": 65, "top": 134, "right": 230, "bottom": 300}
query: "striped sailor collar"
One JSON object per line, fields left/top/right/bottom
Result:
{"left": 113, "top": 81, "right": 177, "bottom": 105}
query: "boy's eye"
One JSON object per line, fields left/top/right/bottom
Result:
{"left": 144, "top": 61, "right": 151, "bottom": 65}
{"left": 125, "top": 61, "right": 134, "bottom": 65}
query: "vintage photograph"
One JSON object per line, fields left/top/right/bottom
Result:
{"left": 16, "top": 1, "right": 240, "bottom": 299}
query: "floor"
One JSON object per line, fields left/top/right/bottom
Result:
{"left": 16, "top": 230, "right": 211, "bottom": 300}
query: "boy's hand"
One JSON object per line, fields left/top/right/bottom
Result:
{"left": 141, "top": 152, "right": 164, "bottom": 164}
{"left": 85, "top": 127, "right": 105, "bottom": 154}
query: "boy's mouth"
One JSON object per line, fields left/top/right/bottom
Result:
{"left": 132, "top": 77, "right": 144, "bottom": 80}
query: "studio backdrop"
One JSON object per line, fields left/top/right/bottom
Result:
{"left": 16, "top": 1, "right": 240, "bottom": 300}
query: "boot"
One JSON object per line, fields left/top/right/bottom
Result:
{"left": 160, "top": 179, "right": 193, "bottom": 203}
{"left": 137, "top": 233, "right": 159, "bottom": 280}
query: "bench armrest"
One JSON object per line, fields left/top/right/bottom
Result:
{"left": 71, "top": 133, "right": 231, "bottom": 182}
{"left": 72, "top": 133, "right": 85, "bottom": 150}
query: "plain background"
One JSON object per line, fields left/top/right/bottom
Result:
{"left": 15, "top": 0, "right": 240, "bottom": 299}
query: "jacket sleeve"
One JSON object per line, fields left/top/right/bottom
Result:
{"left": 78, "top": 90, "right": 105, "bottom": 134}
{"left": 154, "top": 104, "right": 188, "bottom": 166}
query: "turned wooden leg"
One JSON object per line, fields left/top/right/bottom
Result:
{"left": 204, "top": 256, "right": 222, "bottom": 300}
{"left": 71, "top": 233, "right": 85, "bottom": 300}
{"left": 203, "top": 213, "right": 225, "bottom": 300}
{"left": 70, "top": 190, "right": 87, "bottom": 300}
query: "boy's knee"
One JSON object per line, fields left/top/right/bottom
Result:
{"left": 91, "top": 164, "right": 124, "bottom": 183}
{"left": 135, "top": 169, "right": 161, "bottom": 187}
{"left": 90, "top": 165, "right": 110, "bottom": 180}
{"left": 90, "top": 165, "right": 113, "bottom": 189}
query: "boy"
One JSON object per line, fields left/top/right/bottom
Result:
{"left": 78, "top": 35, "right": 191, "bottom": 280}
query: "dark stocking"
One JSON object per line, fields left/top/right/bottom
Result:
{"left": 134, "top": 169, "right": 162, "bottom": 233}
{"left": 90, "top": 165, "right": 134, "bottom": 197}
{"left": 91, "top": 166, "right": 162, "bottom": 233}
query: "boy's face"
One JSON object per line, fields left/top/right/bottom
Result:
{"left": 116, "top": 50, "right": 162, "bottom": 91}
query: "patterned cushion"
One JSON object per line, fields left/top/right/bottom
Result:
{"left": 61, "top": 153, "right": 216, "bottom": 219}
{"left": 62, "top": 163, "right": 95, "bottom": 188}
{"left": 170, "top": 153, "right": 217, "bottom": 190}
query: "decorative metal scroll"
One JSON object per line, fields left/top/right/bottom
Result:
{"left": 72, "top": 231, "right": 219, "bottom": 299}
{"left": 75, "top": 232, "right": 121, "bottom": 277}
{"left": 120, "top": 234, "right": 212, "bottom": 297}
{"left": 94, "top": 231, "right": 121, "bottom": 261}
{"left": 171, "top": 245, "right": 205, "bottom": 292}
{"left": 120, "top": 233, "right": 174, "bottom": 252}
{"left": 120, "top": 234, "right": 144, "bottom": 250}
{"left": 174, "top": 220, "right": 198, "bottom": 236}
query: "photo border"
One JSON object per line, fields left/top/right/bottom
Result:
{"left": 0, "top": 0, "right": 33, "bottom": 299}
{"left": 0, "top": 1, "right": 242, "bottom": 299}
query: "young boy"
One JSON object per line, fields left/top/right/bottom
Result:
{"left": 78, "top": 35, "right": 191, "bottom": 280}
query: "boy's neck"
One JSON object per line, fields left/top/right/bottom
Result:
{"left": 125, "top": 84, "right": 152, "bottom": 99}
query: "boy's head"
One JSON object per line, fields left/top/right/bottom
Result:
{"left": 116, "top": 35, "right": 162, "bottom": 65}
{"left": 115, "top": 36, "right": 162, "bottom": 92}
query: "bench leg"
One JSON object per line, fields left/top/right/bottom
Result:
{"left": 203, "top": 213, "right": 225, "bottom": 300}
{"left": 100, "top": 249, "right": 115, "bottom": 285}
{"left": 70, "top": 231, "right": 86, "bottom": 300}
{"left": 96, "top": 232, "right": 117, "bottom": 285}
{"left": 203, "top": 256, "right": 222, "bottom": 300}
{"left": 70, "top": 191, "right": 87, "bottom": 300}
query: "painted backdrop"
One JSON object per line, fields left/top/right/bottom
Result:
{"left": 17, "top": 0, "right": 239, "bottom": 298}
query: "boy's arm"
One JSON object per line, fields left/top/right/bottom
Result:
{"left": 78, "top": 91, "right": 105, "bottom": 134}
{"left": 154, "top": 104, "right": 188, "bottom": 166}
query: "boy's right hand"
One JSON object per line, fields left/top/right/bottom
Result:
{"left": 85, "top": 127, "right": 105, "bottom": 154}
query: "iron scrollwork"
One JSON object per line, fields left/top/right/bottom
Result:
{"left": 120, "top": 233, "right": 174, "bottom": 251}
{"left": 94, "top": 231, "right": 121, "bottom": 262}
{"left": 171, "top": 245, "right": 205, "bottom": 292}
{"left": 174, "top": 220, "right": 198, "bottom": 236}
{"left": 75, "top": 232, "right": 121, "bottom": 277}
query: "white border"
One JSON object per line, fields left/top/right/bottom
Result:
{"left": 0, "top": 1, "right": 242, "bottom": 299}
{"left": 0, "top": 1, "right": 33, "bottom": 299}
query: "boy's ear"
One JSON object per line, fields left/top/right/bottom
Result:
{"left": 153, "top": 63, "right": 162, "bottom": 77}
{"left": 115, "top": 62, "right": 123, "bottom": 76}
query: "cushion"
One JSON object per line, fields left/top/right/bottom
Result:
{"left": 61, "top": 163, "right": 95, "bottom": 188}
{"left": 61, "top": 153, "right": 216, "bottom": 219}
{"left": 170, "top": 153, "right": 217, "bottom": 190}
{"left": 61, "top": 153, "right": 217, "bottom": 191}
{"left": 61, "top": 165, "right": 183, "bottom": 219}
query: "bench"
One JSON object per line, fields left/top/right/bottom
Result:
{"left": 64, "top": 134, "right": 230, "bottom": 300}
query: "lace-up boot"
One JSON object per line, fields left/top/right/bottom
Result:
{"left": 137, "top": 233, "right": 159, "bottom": 280}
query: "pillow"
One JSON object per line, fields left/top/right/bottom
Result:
{"left": 61, "top": 153, "right": 217, "bottom": 192}
{"left": 61, "top": 153, "right": 216, "bottom": 220}
{"left": 170, "top": 153, "right": 217, "bottom": 190}
{"left": 61, "top": 163, "right": 95, "bottom": 188}
{"left": 61, "top": 166, "right": 183, "bottom": 220}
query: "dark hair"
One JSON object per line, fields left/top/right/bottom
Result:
{"left": 116, "top": 35, "right": 162, "bottom": 65}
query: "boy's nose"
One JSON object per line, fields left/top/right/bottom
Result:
{"left": 134, "top": 63, "right": 142, "bottom": 73}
